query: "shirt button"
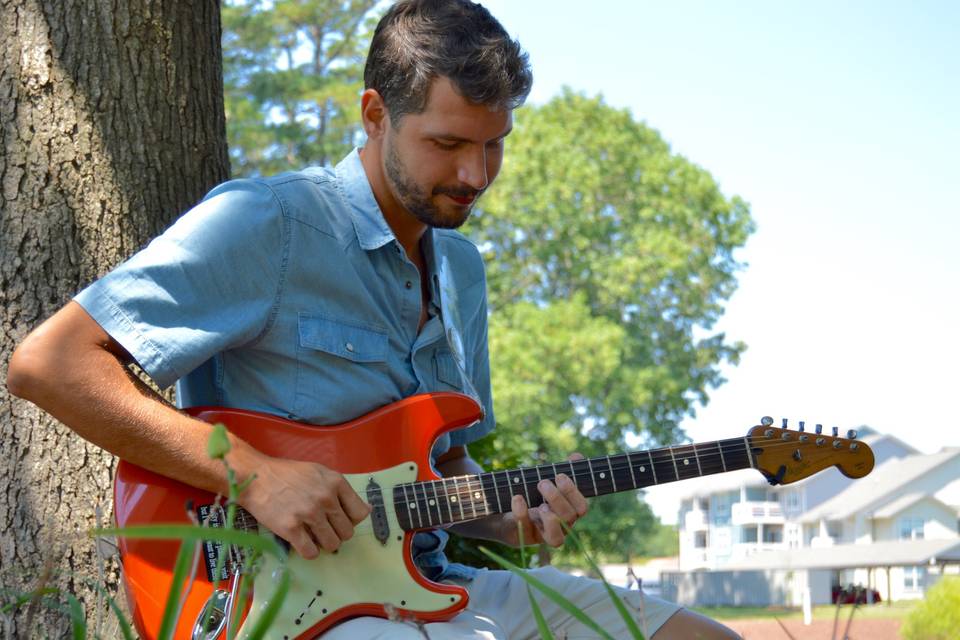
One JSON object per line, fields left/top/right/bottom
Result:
{"left": 345, "top": 342, "right": 354, "bottom": 352}
{"left": 405, "top": 280, "right": 413, "bottom": 289}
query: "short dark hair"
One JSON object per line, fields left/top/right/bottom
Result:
{"left": 364, "top": 0, "right": 532, "bottom": 124}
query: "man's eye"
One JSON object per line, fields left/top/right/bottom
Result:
{"left": 433, "top": 140, "right": 460, "bottom": 150}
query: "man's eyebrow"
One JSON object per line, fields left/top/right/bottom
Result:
{"left": 428, "top": 127, "right": 514, "bottom": 143}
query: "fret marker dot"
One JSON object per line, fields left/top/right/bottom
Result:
{"left": 513, "top": 477, "right": 520, "bottom": 484}
{"left": 451, "top": 497, "right": 458, "bottom": 503}
{"left": 684, "top": 459, "right": 690, "bottom": 466}
{"left": 599, "top": 472, "right": 606, "bottom": 479}
{"left": 429, "top": 499, "right": 435, "bottom": 506}
{"left": 474, "top": 492, "right": 481, "bottom": 499}
{"left": 640, "top": 466, "right": 646, "bottom": 472}
{"left": 410, "top": 504, "right": 417, "bottom": 509}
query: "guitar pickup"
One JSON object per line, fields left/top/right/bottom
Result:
{"left": 367, "top": 477, "right": 390, "bottom": 545}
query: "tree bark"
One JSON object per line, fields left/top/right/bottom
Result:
{"left": 0, "top": 1, "right": 228, "bottom": 636}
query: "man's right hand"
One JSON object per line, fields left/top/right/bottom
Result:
{"left": 228, "top": 445, "right": 371, "bottom": 559}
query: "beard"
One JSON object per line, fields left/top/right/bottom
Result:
{"left": 384, "top": 138, "right": 479, "bottom": 230}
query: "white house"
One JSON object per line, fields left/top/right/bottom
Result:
{"left": 660, "top": 429, "right": 960, "bottom": 606}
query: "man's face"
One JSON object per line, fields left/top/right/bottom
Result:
{"left": 381, "top": 77, "right": 513, "bottom": 229}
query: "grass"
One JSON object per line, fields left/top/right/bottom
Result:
{"left": 693, "top": 599, "right": 921, "bottom": 622}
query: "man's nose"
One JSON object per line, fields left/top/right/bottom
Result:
{"left": 457, "top": 147, "right": 488, "bottom": 191}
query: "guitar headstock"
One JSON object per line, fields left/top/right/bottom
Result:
{"left": 747, "top": 418, "right": 875, "bottom": 485}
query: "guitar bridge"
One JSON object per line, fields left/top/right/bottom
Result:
{"left": 367, "top": 477, "right": 390, "bottom": 545}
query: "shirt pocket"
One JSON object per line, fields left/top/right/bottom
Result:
{"left": 298, "top": 313, "right": 388, "bottom": 363}
{"left": 434, "top": 348, "right": 463, "bottom": 390}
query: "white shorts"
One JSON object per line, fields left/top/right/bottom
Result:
{"left": 322, "top": 566, "right": 682, "bottom": 639}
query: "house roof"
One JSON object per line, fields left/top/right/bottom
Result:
{"left": 871, "top": 492, "right": 952, "bottom": 519}
{"left": 721, "top": 538, "right": 960, "bottom": 571}
{"left": 799, "top": 448, "right": 960, "bottom": 523}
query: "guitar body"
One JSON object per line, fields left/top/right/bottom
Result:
{"left": 114, "top": 392, "right": 483, "bottom": 640}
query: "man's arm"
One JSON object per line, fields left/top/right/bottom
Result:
{"left": 434, "top": 445, "right": 588, "bottom": 547}
{"left": 6, "top": 301, "right": 369, "bottom": 558}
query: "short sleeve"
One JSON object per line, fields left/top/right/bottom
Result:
{"left": 74, "top": 179, "right": 287, "bottom": 388}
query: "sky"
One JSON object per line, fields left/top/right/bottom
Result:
{"left": 477, "top": 0, "right": 960, "bottom": 523}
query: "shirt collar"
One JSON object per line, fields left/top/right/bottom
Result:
{"left": 335, "top": 148, "right": 395, "bottom": 251}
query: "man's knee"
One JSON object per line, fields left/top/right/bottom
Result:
{"left": 652, "top": 608, "right": 741, "bottom": 639}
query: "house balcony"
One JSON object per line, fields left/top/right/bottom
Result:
{"left": 731, "top": 542, "right": 786, "bottom": 558}
{"left": 684, "top": 509, "right": 709, "bottom": 531}
{"left": 731, "top": 501, "right": 785, "bottom": 526}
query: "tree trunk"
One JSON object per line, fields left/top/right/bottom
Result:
{"left": 0, "top": 1, "right": 229, "bottom": 636}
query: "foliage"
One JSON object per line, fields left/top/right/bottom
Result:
{"left": 222, "top": 0, "right": 382, "bottom": 175}
{"left": 463, "top": 89, "right": 753, "bottom": 560}
{"left": 902, "top": 576, "right": 960, "bottom": 640}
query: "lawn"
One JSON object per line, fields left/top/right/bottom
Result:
{"left": 692, "top": 600, "right": 920, "bottom": 621}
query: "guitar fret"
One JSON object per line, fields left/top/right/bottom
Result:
{"left": 606, "top": 455, "right": 617, "bottom": 492}
{"left": 430, "top": 480, "right": 444, "bottom": 523}
{"left": 719, "top": 442, "right": 727, "bottom": 472}
{"left": 692, "top": 443, "right": 703, "bottom": 476}
{"left": 586, "top": 458, "right": 599, "bottom": 497}
{"left": 648, "top": 450, "right": 658, "bottom": 484}
{"left": 569, "top": 461, "right": 577, "bottom": 489}
{"left": 451, "top": 476, "right": 466, "bottom": 521}
{"left": 668, "top": 446, "right": 679, "bottom": 480}
{"left": 469, "top": 476, "right": 480, "bottom": 519}
{"left": 415, "top": 482, "right": 431, "bottom": 527}
{"left": 484, "top": 473, "right": 502, "bottom": 516}
{"left": 744, "top": 437, "right": 755, "bottom": 469}
{"left": 497, "top": 470, "right": 509, "bottom": 514}
{"left": 402, "top": 483, "right": 421, "bottom": 529}
{"left": 627, "top": 452, "right": 638, "bottom": 488}
{"left": 442, "top": 477, "right": 456, "bottom": 523}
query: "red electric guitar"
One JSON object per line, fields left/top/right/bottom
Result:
{"left": 113, "top": 392, "right": 874, "bottom": 639}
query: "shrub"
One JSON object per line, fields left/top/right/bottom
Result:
{"left": 902, "top": 576, "right": 960, "bottom": 640}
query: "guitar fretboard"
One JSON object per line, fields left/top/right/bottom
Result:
{"left": 393, "top": 437, "right": 755, "bottom": 531}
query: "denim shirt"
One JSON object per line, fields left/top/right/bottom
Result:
{"left": 74, "top": 149, "right": 495, "bottom": 580}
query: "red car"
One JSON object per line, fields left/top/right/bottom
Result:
{"left": 832, "top": 585, "right": 882, "bottom": 604}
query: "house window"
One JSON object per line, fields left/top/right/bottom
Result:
{"left": 904, "top": 566, "right": 925, "bottom": 592}
{"left": 697, "top": 497, "right": 709, "bottom": 511}
{"left": 711, "top": 492, "right": 734, "bottom": 526}
{"left": 745, "top": 486, "right": 766, "bottom": 502}
{"left": 742, "top": 526, "right": 758, "bottom": 543}
{"left": 899, "top": 518, "right": 925, "bottom": 541}
{"left": 763, "top": 525, "right": 784, "bottom": 543}
{"left": 694, "top": 531, "right": 708, "bottom": 548}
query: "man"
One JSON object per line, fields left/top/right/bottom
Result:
{"left": 7, "top": 1, "right": 738, "bottom": 637}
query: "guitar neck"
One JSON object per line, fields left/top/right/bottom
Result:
{"left": 394, "top": 437, "right": 756, "bottom": 531}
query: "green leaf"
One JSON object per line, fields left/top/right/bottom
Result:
{"left": 561, "top": 521, "right": 646, "bottom": 639}
{"left": 478, "top": 546, "right": 616, "bottom": 640}
{"left": 156, "top": 539, "right": 199, "bottom": 640}
{"left": 207, "top": 422, "right": 231, "bottom": 459}
{"left": 92, "top": 525, "right": 286, "bottom": 559}
{"left": 65, "top": 593, "right": 86, "bottom": 640}
{"left": 527, "top": 584, "right": 556, "bottom": 640}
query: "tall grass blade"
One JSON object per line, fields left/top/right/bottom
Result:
{"left": 156, "top": 539, "right": 198, "bottom": 640}
{"left": 560, "top": 521, "right": 646, "bottom": 639}
{"left": 92, "top": 525, "right": 285, "bottom": 558}
{"left": 238, "top": 564, "right": 291, "bottom": 640}
{"left": 479, "top": 546, "right": 615, "bottom": 640}
{"left": 517, "top": 523, "right": 555, "bottom": 640}
{"left": 65, "top": 593, "right": 86, "bottom": 640}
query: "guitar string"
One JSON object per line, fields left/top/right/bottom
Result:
{"left": 228, "top": 436, "right": 860, "bottom": 528}
{"left": 391, "top": 437, "right": 864, "bottom": 523}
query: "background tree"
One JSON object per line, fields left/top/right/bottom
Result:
{"left": 0, "top": 1, "right": 229, "bottom": 635}
{"left": 457, "top": 90, "right": 755, "bottom": 565}
{"left": 222, "top": 0, "right": 380, "bottom": 175}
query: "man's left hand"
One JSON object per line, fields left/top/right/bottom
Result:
{"left": 500, "top": 453, "right": 589, "bottom": 547}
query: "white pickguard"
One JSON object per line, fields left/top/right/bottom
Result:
{"left": 235, "top": 462, "right": 464, "bottom": 639}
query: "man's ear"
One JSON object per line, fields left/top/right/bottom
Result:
{"left": 361, "top": 89, "right": 389, "bottom": 139}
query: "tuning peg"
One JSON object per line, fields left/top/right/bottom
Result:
{"left": 847, "top": 429, "right": 858, "bottom": 440}
{"left": 799, "top": 421, "right": 805, "bottom": 432}
{"left": 761, "top": 416, "right": 774, "bottom": 426}
{"left": 815, "top": 424, "right": 823, "bottom": 435}
{"left": 782, "top": 418, "right": 788, "bottom": 429}
{"left": 832, "top": 426, "right": 839, "bottom": 437}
